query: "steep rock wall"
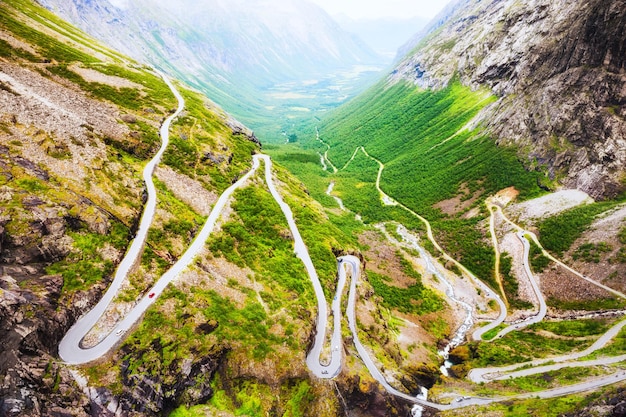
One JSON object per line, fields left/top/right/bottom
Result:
{"left": 393, "top": 0, "right": 626, "bottom": 199}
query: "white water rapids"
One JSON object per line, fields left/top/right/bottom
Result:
{"left": 325, "top": 181, "right": 345, "bottom": 210}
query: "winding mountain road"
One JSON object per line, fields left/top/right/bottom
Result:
{"left": 60, "top": 76, "right": 625, "bottom": 409}
{"left": 325, "top": 253, "right": 626, "bottom": 411}
{"left": 59, "top": 72, "right": 185, "bottom": 364}
{"left": 258, "top": 153, "right": 344, "bottom": 378}
{"left": 391, "top": 225, "right": 474, "bottom": 358}
{"left": 57, "top": 70, "right": 347, "bottom": 371}
{"left": 469, "top": 316, "right": 626, "bottom": 383}
{"left": 488, "top": 204, "right": 508, "bottom": 306}
{"left": 494, "top": 204, "right": 626, "bottom": 300}
{"left": 315, "top": 140, "right": 625, "bottom": 407}
{"left": 489, "top": 231, "right": 548, "bottom": 340}
{"left": 484, "top": 203, "right": 548, "bottom": 339}
{"left": 357, "top": 147, "right": 508, "bottom": 340}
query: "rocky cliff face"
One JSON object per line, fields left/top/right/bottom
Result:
{"left": 392, "top": 0, "right": 626, "bottom": 199}
{"left": 0, "top": 270, "right": 100, "bottom": 416}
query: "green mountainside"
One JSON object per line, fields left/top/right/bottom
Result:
{"left": 275, "top": 80, "right": 544, "bottom": 290}
{"left": 268, "top": 0, "right": 626, "bottom": 414}
{"left": 273, "top": 0, "right": 626, "bottom": 301}
{"left": 1, "top": 0, "right": 626, "bottom": 416}
{"left": 393, "top": 0, "right": 626, "bottom": 200}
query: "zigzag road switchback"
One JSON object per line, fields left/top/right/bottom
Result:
{"left": 59, "top": 72, "right": 185, "bottom": 364}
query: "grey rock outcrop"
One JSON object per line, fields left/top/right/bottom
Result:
{"left": 0, "top": 272, "right": 98, "bottom": 417}
{"left": 226, "top": 115, "right": 260, "bottom": 147}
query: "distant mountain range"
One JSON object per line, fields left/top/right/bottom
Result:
{"left": 40, "top": 0, "right": 386, "bottom": 139}
{"left": 333, "top": 14, "right": 429, "bottom": 59}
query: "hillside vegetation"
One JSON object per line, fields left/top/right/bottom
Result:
{"left": 273, "top": 80, "right": 543, "bottom": 291}
{"left": 3, "top": 0, "right": 626, "bottom": 415}
{"left": 0, "top": 0, "right": 349, "bottom": 414}
{"left": 0, "top": 1, "right": 426, "bottom": 416}
{"left": 39, "top": 0, "right": 387, "bottom": 142}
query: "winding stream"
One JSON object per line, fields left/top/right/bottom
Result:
{"left": 325, "top": 181, "right": 345, "bottom": 211}
{"left": 393, "top": 225, "right": 474, "bottom": 372}
{"left": 315, "top": 127, "right": 337, "bottom": 173}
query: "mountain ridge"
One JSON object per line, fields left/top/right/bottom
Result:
{"left": 390, "top": 0, "right": 626, "bottom": 199}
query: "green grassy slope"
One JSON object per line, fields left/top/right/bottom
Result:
{"left": 319, "top": 81, "right": 542, "bottom": 213}
{"left": 270, "top": 72, "right": 626, "bottom": 416}
{"left": 275, "top": 80, "right": 544, "bottom": 288}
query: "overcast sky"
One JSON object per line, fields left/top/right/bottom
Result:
{"left": 307, "top": 0, "right": 451, "bottom": 20}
